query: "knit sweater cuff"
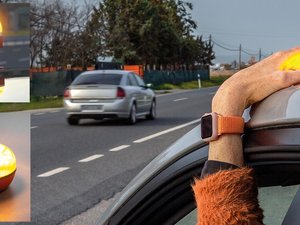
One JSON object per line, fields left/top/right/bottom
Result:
{"left": 193, "top": 167, "right": 264, "bottom": 225}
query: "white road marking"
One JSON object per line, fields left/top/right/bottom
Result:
{"left": 31, "top": 126, "right": 38, "bottom": 129}
{"left": 37, "top": 167, "right": 70, "bottom": 177}
{"left": 18, "top": 57, "right": 30, "bottom": 62}
{"left": 4, "top": 40, "right": 30, "bottom": 46}
{"left": 173, "top": 97, "right": 188, "bottom": 102}
{"left": 50, "top": 110, "right": 60, "bottom": 113}
{"left": 109, "top": 145, "right": 130, "bottom": 152}
{"left": 209, "top": 92, "right": 216, "bottom": 95}
{"left": 134, "top": 119, "right": 201, "bottom": 143}
{"left": 78, "top": 154, "right": 104, "bottom": 162}
{"left": 34, "top": 113, "right": 45, "bottom": 116}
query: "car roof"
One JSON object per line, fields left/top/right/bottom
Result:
{"left": 79, "top": 70, "right": 133, "bottom": 76}
{"left": 246, "top": 85, "right": 300, "bottom": 129}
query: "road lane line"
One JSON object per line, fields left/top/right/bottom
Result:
{"left": 34, "top": 113, "right": 45, "bottom": 116}
{"left": 50, "top": 110, "right": 60, "bottom": 113}
{"left": 18, "top": 57, "right": 30, "bottom": 62}
{"left": 133, "top": 119, "right": 201, "bottom": 143}
{"left": 209, "top": 92, "right": 216, "bottom": 95}
{"left": 31, "top": 126, "right": 38, "bottom": 129}
{"left": 109, "top": 145, "right": 130, "bottom": 152}
{"left": 78, "top": 154, "right": 104, "bottom": 162}
{"left": 37, "top": 167, "right": 70, "bottom": 177}
{"left": 173, "top": 97, "right": 188, "bottom": 102}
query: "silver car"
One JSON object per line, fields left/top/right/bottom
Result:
{"left": 63, "top": 70, "right": 156, "bottom": 125}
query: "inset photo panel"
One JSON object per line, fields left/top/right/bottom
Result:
{"left": 0, "top": 3, "right": 30, "bottom": 102}
{"left": 0, "top": 112, "right": 30, "bottom": 222}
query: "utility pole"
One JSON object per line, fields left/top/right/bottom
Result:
{"left": 259, "top": 48, "right": 262, "bottom": 61}
{"left": 239, "top": 44, "right": 242, "bottom": 70}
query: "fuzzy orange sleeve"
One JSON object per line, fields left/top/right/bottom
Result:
{"left": 192, "top": 167, "right": 264, "bottom": 225}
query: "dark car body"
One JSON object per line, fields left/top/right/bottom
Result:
{"left": 97, "top": 85, "right": 300, "bottom": 225}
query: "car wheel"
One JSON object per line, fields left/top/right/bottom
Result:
{"left": 146, "top": 100, "right": 156, "bottom": 120}
{"left": 128, "top": 104, "right": 137, "bottom": 125}
{"left": 67, "top": 117, "right": 79, "bottom": 125}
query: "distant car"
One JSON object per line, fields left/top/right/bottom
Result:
{"left": 63, "top": 70, "right": 156, "bottom": 125}
{"left": 97, "top": 85, "right": 300, "bottom": 225}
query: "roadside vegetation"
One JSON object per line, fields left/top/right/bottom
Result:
{"left": 30, "top": 0, "right": 214, "bottom": 70}
{"left": 155, "top": 76, "right": 229, "bottom": 90}
{"left": 0, "top": 76, "right": 229, "bottom": 112}
{"left": 0, "top": 97, "right": 63, "bottom": 112}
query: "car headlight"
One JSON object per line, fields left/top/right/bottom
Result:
{"left": 0, "top": 144, "right": 16, "bottom": 192}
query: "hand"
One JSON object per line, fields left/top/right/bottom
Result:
{"left": 209, "top": 47, "right": 300, "bottom": 167}
{"left": 213, "top": 47, "right": 300, "bottom": 117}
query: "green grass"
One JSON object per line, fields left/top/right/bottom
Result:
{"left": 154, "top": 76, "right": 229, "bottom": 90}
{"left": 0, "top": 97, "right": 63, "bottom": 112}
{"left": 0, "top": 76, "right": 229, "bottom": 112}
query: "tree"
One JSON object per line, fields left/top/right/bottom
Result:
{"left": 97, "top": 0, "right": 200, "bottom": 66}
{"left": 30, "top": 0, "right": 94, "bottom": 68}
{"left": 30, "top": 0, "right": 215, "bottom": 70}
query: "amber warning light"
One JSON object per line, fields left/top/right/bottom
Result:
{"left": 0, "top": 144, "right": 17, "bottom": 192}
{"left": 280, "top": 52, "right": 300, "bottom": 71}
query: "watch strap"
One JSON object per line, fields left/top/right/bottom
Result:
{"left": 218, "top": 115, "right": 244, "bottom": 135}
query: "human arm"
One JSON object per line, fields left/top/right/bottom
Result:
{"left": 193, "top": 47, "right": 300, "bottom": 225}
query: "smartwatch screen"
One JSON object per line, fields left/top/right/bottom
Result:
{"left": 201, "top": 114, "right": 212, "bottom": 139}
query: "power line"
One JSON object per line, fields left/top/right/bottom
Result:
{"left": 241, "top": 49, "right": 257, "bottom": 56}
{"left": 211, "top": 39, "right": 239, "bottom": 52}
{"left": 209, "top": 35, "right": 271, "bottom": 61}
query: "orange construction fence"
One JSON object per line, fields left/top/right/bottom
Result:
{"left": 123, "top": 65, "right": 144, "bottom": 76}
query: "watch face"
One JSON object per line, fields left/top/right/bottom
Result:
{"left": 201, "top": 114, "right": 213, "bottom": 139}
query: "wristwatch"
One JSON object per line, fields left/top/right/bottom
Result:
{"left": 201, "top": 112, "right": 244, "bottom": 142}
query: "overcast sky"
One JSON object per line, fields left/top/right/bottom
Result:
{"left": 71, "top": 0, "right": 300, "bottom": 63}
{"left": 189, "top": 0, "right": 300, "bottom": 62}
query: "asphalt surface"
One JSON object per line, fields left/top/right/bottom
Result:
{"left": 0, "top": 36, "right": 29, "bottom": 69}
{"left": 3, "top": 87, "right": 217, "bottom": 225}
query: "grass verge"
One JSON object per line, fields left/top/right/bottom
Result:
{"left": 0, "top": 97, "right": 63, "bottom": 112}
{"left": 154, "top": 76, "right": 229, "bottom": 90}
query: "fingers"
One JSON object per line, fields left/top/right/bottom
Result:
{"left": 283, "top": 70, "right": 300, "bottom": 87}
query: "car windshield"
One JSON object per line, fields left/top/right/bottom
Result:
{"left": 72, "top": 73, "right": 122, "bottom": 85}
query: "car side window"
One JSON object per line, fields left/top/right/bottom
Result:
{"left": 128, "top": 74, "right": 138, "bottom": 86}
{"left": 134, "top": 74, "right": 145, "bottom": 86}
{"left": 175, "top": 185, "right": 300, "bottom": 225}
{"left": 258, "top": 185, "right": 299, "bottom": 225}
{"left": 126, "top": 76, "right": 132, "bottom": 86}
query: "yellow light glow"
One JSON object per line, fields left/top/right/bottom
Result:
{"left": 0, "top": 21, "right": 2, "bottom": 33}
{"left": 0, "top": 144, "right": 16, "bottom": 178}
{"left": 280, "top": 52, "right": 300, "bottom": 71}
{"left": 0, "top": 86, "right": 3, "bottom": 95}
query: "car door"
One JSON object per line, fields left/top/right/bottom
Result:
{"left": 127, "top": 73, "right": 144, "bottom": 113}
{"left": 133, "top": 74, "right": 153, "bottom": 113}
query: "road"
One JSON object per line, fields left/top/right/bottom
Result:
{"left": 10, "top": 87, "right": 217, "bottom": 225}
{"left": 0, "top": 35, "right": 29, "bottom": 69}
{"left": 0, "top": 36, "right": 30, "bottom": 68}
